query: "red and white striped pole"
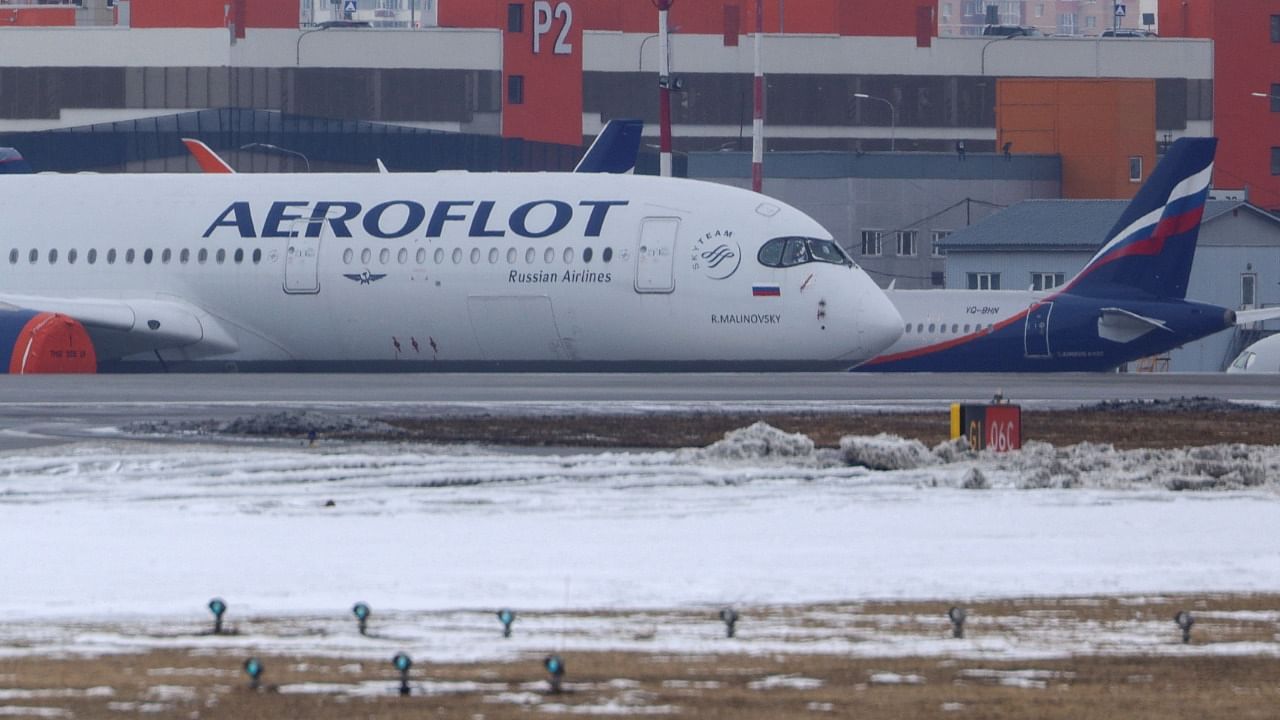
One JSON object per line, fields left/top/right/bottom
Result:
{"left": 654, "top": 0, "right": 675, "bottom": 177}
{"left": 752, "top": 0, "right": 764, "bottom": 193}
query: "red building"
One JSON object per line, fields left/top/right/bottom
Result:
{"left": 1162, "top": 0, "right": 1280, "bottom": 210}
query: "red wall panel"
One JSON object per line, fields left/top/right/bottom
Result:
{"left": 131, "top": 0, "right": 227, "bottom": 28}
{"left": 502, "top": 0, "right": 585, "bottom": 146}
{"left": 0, "top": 8, "right": 75, "bottom": 26}
{"left": 244, "top": 0, "right": 298, "bottom": 28}
{"left": 441, "top": 0, "right": 924, "bottom": 36}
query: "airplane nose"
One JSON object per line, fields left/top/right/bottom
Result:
{"left": 862, "top": 283, "right": 904, "bottom": 357}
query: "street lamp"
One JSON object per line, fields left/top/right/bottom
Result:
{"left": 239, "top": 143, "right": 312, "bottom": 172}
{"left": 853, "top": 93, "right": 897, "bottom": 152}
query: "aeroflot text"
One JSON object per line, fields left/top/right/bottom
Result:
{"left": 203, "top": 200, "right": 631, "bottom": 240}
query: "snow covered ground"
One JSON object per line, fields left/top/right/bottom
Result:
{"left": 0, "top": 423, "right": 1277, "bottom": 663}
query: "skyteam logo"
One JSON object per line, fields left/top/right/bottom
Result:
{"left": 690, "top": 230, "right": 741, "bottom": 280}
{"left": 344, "top": 269, "right": 387, "bottom": 285}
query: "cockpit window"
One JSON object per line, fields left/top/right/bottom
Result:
{"left": 1232, "top": 351, "right": 1256, "bottom": 370}
{"left": 757, "top": 237, "right": 853, "bottom": 268}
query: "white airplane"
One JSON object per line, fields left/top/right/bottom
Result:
{"left": 1227, "top": 334, "right": 1280, "bottom": 373}
{"left": 0, "top": 170, "right": 902, "bottom": 371}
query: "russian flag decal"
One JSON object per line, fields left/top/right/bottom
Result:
{"left": 752, "top": 284, "right": 781, "bottom": 297}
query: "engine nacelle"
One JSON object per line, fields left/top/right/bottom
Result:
{"left": 0, "top": 309, "right": 96, "bottom": 374}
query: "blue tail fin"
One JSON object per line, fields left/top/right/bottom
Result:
{"left": 1063, "top": 137, "right": 1217, "bottom": 300}
{"left": 574, "top": 119, "right": 643, "bottom": 174}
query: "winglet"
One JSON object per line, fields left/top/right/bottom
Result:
{"left": 181, "top": 138, "right": 235, "bottom": 174}
{"left": 376, "top": 158, "right": 390, "bottom": 174}
{"left": 575, "top": 119, "right": 644, "bottom": 174}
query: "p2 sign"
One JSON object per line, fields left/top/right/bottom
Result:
{"left": 533, "top": 1, "right": 573, "bottom": 55}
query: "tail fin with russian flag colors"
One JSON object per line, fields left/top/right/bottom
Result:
{"left": 1062, "top": 137, "right": 1216, "bottom": 300}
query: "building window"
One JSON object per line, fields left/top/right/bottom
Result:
{"left": 507, "top": 75, "right": 525, "bottom": 105}
{"left": 1271, "top": 83, "right": 1280, "bottom": 112}
{"left": 931, "top": 271, "right": 945, "bottom": 287}
{"left": 1129, "top": 156, "right": 1143, "bottom": 183}
{"left": 1058, "top": 13, "right": 1076, "bottom": 35}
{"left": 860, "top": 230, "right": 882, "bottom": 256}
{"left": 1272, "top": 147, "right": 1280, "bottom": 176}
{"left": 967, "top": 272, "right": 1000, "bottom": 290}
{"left": 1272, "top": 15, "right": 1280, "bottom": 43}
{"left": 1031, "top": 272, "right": 1065, "bottom": 291}
{"left": 507, "top": 3, "right": 524, "bottom": 33}
{"left": 1085, "top": 15, "right": 1096, "bottom": 29}
{"left": 897, "top": 230, "right": 917, "bottom": 257}
{"left": 1243, "top": 273, "right": 1258, "bottom": 307}
{"left": 1035, "top": 3, "right": 1044, "bottom": 19}
{"left": 931, "top": 230, "right": 950, "bottom": 257}
{"left": 941, "top": 2, "right": 951, "bottom": 21}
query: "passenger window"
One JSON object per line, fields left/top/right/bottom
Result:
{"left": 905, "top": 324, "right": 912, "bottom": 333}
{"left": 563, "top": 247, "right": 574, "bottom": 264}
{"left": 470, "top": 248, "right": 481, "bottom": 264}
{"left": 952, "top": 324, "right": 959, "bottom": 333}
{"left": 234, "top": 248, "right": 244, "bottom": 264}
{"left": 87, "top": 249, "right": 97, "bottom": 264}
{"left": 252, "top": 248, "right": 262, "bottom": 264}
{"left": 434, "top": 248, "right": 445, "bottom": 264}
{"left": 143, "top": 249, "right": 153, "bottom": 264}
{"left": 417, "top": 248, "right": 427, "bottom": 264}
{"left": 507, "top": 248, "right": 517, "bottom": 263}
{"left": 180, "top": 249, "right": 190, "bottom": 264}
{"left": 49, "top": 249, "right": 58, "bottom": 264}
{"left": 343, "top": 248, "right": 354, "bottom": 264}
{"left": 28, "top": 249, "right": 36, "bottom": 264}
{"left": 489, "top": 248, "right": 499, "bottom": 264}
{"left": 68, "top": 249, "right": 78, "bottom": 264}
{"left": 7, "top": 249, "right": 15, "bottom": 264}
{"left": 544, "top": 247, "right": 555, "bottom": 263}
{"left": 916, "top": 323, "right": 923, "bottom": 333}
{"left": 398, "top": 248, "right": 408, "bottom": 265}
{"left": 198, "top": 249, "right": 208, "bottom": 264}
{"left": 583, "top": 247, "right": 594, "bottom": 263}
{"left": 452, "top": 248, "right": 462, "bottom": 264}
{"left": 361, "top": 248, "right": 372, "bottom": 264}
{"left": 161, "top": 249, "right": 171, "bottom": 264}
{"left": 107, "top": 249, "right": 116, "bottom": 264}
{"left": 379, "top": 248, "right": 390, "bottom": 265}
{"left": 758, "top": 238, "right": 786, "bottom": 267}
{"left": 125, "top": 249, "right": 135, "bottom": 264}
{"left": 964, "top": 324, "right": 971, "bottom": 333}
{"left": 603, "top": 247, "right": 613, "bottom": 262}
{"left": 928, "top": 324, "right": 936, "bottom": 333}
{"left": 216, "top": 249, "right": 226, "bottom": 264}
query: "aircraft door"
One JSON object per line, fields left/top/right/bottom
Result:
{"left": 634, "top": 217, "right": 679, "bottom": 293}
{"left": 284, "top": 219, "right": 321, "bottom": 295}
{"left": 1024, "top": 301, "right": 1052, "bottom": 358}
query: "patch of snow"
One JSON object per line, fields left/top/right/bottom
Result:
{"left": 143, "top": 685, "right": 195, "bottom": 702}
{"left": 747, "top": 675, "right": 823, "bottom": 690}
{"left": 957, "top": 668, "right": 1074, "bottom": 689}
{"left": 693, "top": 422, "right": 817, "bottom": 462}
{"left": 868, "top": 672, "right": 925, "bottom": 685}
{"left": 806, "top": 702, "right": 834, "bottom": 712}
{"left": 537, "top": 700, "right": 678, "bottom": 715}
{"left": 840, "top": 434, "right": 937, "bottom": 471}
{"left": 0, "top": 709, "right": 71, "bottom": 718}
{"left": 941, "top": 702, "right": 965, "bottom": 712}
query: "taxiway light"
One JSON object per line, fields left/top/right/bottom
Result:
{"left": 497, "top": 609, "right": 516, "bottom": 638}
{"left": 544, "top": 654, "right": 565, "bottom": 694}
{"left": 243, "top": 657, "right": 263, "bottom": 690}
{"left": 719, "top": 607, "right": 739, "bottom": 638}
{"left": 948, "top": 606, "right": 968, "bottom": 639}
{"left": 392, "top": 652, "right": 412, "bottom": 696}
{"left": 208, "top": 598, "right": 227, "bottom": 635}
{"left": 352, "top": 602, "right": 371, "bottom": 635}
{"left": 1174, "top": 611, "right": 1195, "bottom": 644}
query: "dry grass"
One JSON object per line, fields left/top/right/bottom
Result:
{"left": 3, "top": 594, "right": 1278, "bottom": 719}
{"left": 381, "top": 407, "right": 1280, "bottom": 450}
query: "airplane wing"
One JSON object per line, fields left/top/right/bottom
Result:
{"left": 0, "top": 293, "right": 239, "bottom": 361}
{"left": 1234, "top": 307, "right": 1280, "bottom": 325}
{"left": 1097, "top": 307, "right": 1173, "bottom": 343}
{"left": 181, "top": 138, "right": 236, "bottom": 174}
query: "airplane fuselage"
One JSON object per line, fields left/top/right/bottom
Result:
{"left": 863, "top": 288, "right": 1235, "bottom": 372}
{"left": 0, "top": 172, "right": 902, "bottom": 370}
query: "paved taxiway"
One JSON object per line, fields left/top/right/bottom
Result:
{"left": 0, "top": 372, "right": 1275, "bottom": 445}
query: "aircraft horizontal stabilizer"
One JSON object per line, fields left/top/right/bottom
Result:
{"left": 1234, "top": 307, "right": 1280, "bottom": 326}
{"left": 1097, "top": 307, "right": 1172, "bottom": 343}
